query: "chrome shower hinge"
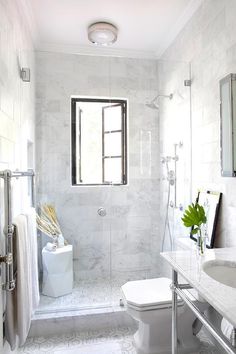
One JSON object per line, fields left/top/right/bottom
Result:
{"left": 184, "top": 79, "right": 192, "bottom": 87}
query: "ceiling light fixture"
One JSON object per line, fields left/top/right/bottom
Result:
{"left": 88, "top": 22, "right": 118, "bottom": 46}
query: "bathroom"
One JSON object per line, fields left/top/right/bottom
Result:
{"left": 1, "top": 0, "right": 236, "bottom": 353}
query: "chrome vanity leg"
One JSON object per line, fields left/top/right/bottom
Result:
{"left": 172, "top": 269, "right": 178, "bottom": 354}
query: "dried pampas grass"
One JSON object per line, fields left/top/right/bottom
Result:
{"left": 36, "top": 204, "right": 62, "bottom": 240}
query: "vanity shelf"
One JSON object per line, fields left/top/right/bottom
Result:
{"left": 162, "top": 248, "right": 236, "bottom": 354}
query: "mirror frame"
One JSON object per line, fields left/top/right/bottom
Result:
{"left": 190, "top": 190, "right": 222, "bottom": 248}
{"left": 220, "top": 73, "right": 236, "bottom": 177}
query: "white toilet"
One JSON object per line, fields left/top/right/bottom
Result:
{"left": 122, "top": 277, "right": 207, "bottom": 354}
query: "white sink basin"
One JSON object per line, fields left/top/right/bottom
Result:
{"left": 202, "top": 260, "right": 236, "bottom": 288}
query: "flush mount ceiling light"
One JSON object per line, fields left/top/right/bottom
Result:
{"left": 88, "top": 22, "right": 118, "bottom": 46}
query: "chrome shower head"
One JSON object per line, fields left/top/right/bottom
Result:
{"left": 146, "top": 93, "right": 173, "bottom": 110}
{"left": 146, "top": 101, "right": 159, "bottom": 110}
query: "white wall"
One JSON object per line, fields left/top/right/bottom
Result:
{"left": 159, "top": 0, "right": 236, "bottom": 247}
{"left": 0, "top": 0, "right": 35, "bottom": 352}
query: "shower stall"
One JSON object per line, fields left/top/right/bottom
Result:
{"left": 35, "top": 54, "right": 191, "bottom": 315}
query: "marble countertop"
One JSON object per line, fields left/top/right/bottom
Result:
{"left": 161, "top": 247, "right": 236, "bottom": 327}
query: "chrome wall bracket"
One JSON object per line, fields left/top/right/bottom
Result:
{"left": 0, "top": 253, "right": 13, "bottom": 265}
{"left": 0, "top": 256, "right": 7, "bottom": 264}
{"left": 184, "top": 79, "right": 192, "bottom": 86}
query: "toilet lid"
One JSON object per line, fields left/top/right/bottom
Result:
{"left": 121, "top": 277, "right": 182, "bottom": 310}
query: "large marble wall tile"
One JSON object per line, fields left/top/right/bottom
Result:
{"left": 0, "top": 2, "right": 35, "bottom": 354}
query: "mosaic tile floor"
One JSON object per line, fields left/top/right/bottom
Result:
{"left": 18, "top": 327, "right": 222, "bottom": 354}
{"left": 37, "top": 279, "right": 124, "bottom": 313}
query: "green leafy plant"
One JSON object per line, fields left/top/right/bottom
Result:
{"left": 182, "top": 202, "right": 207, "bottom": 254}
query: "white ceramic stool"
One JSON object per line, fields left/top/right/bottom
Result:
{"left": 42, "top": 245, "right": 73, "bottom": 297}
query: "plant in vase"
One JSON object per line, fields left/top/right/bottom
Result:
{"left": 182, "top": 202, "right": 207, "bottom": 255}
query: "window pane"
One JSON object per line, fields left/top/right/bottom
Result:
{"left": 104, "top": 105, "right": 122, "bottom": 131}
{"left": 104, "top": 132, "right": 121, "bottom": 156}
{"left": 104, "top": 158, "right": 122, "bottom": 184}
{"left": 76, "top": 102, "right": 103, "bottom": 184}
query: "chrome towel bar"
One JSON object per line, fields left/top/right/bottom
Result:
{"left": 0, "top": 169, "right": 35, "bottom": 291}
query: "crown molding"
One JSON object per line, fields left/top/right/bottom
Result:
{"left": 36, "top": 42, "right": 157, "bottom": 59}
{"left": 16, "top": 0, "right": 203, "bottom": 59}
{"left": 155, "top": 0, "right": 204, "bottom": 58}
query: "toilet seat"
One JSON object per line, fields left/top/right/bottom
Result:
{"left": 122, "top": 277, "right": 184, "bottom": 311}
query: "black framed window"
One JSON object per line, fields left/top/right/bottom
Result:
{"left": 71, "top": 97, "right": 128, "bottom": 186}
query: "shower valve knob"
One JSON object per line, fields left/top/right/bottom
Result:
{"left": 97, "top": 207, "right": 106, "bottom": 217}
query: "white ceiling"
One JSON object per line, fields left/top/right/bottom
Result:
{"left": 25, "top": 0, "right": 202, "bottom": 58}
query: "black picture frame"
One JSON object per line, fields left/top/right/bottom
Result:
{"left": 190, "top": 190, "right": 222, "bottom": 248}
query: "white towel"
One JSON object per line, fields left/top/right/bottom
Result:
{"left": 5, "top": 215, "right": 32, "bottom": 349}
{"left": 15, "top": 214, "right": 32, "bottom": 346}
{"left": 25, "top": 207, "right": 40, "bottom": 312}
{"left": 6, "top": 210, "right": 40, "bottom": 349}
{"left": 221, "top": 317, "right": 234, "bottom": 340}
{"left": 5, "top": 287, "right": 17, "bottom": 350}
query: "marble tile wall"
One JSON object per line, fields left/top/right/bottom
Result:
{"left": 0, "top": 1, "right": 35, "bottom": 353}
{"left": 159, "top": 0, "right": 236, "bottom": 248}
{"left": 0, "top": 0, "right": 35, "bottom": 212}
{"left": 36, "top": 53, "right": 160, "bottom": 284}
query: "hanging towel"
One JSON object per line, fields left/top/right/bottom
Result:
{"left": 15, "top": 214, "right": 32, "bottom": 346}
{"left": 5, "top": 217, "right": 18, "bottom": 351}
{"left": 5, "top": 215, "right": 32, "bottom": 349}
{"left": 221, "top": 317, "right": 234, "bottom": 340}
{"left": 25, "top": 207, "right": 40, "bottom": 312}
{"left": 5, "top": 275, "right": 17, "bottom": 350}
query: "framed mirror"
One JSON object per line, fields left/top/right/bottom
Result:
{"left": 190, "top": 190, "right": 222, "bottom": 248}
{"left": 220, "top": 73, "right": 236, "bottom": 176}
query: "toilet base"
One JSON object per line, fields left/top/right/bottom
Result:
{"left": 130, "top": 305, "right": 201, "bottom": 354}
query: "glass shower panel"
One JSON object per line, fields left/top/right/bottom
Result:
{"left": 108, "top": 57, "right": 160, "bottom": 306}
{"left": 157, "top": 60, "right": 191, "bottom": 253}
{"left": 36, "top": 54, "right": 113, "bottom": 314}
{"left": 108, "top": 59, "right": 191, "bottom": 302}
{"left": 35, "top": 52, "right": 191, "bottom": 315}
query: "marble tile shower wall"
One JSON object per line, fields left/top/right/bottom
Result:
{"left": 0, "top": 0, "right": 35, "bottom": 243}
{"left": 159, "top": 0, "right": 236, "bottom": 248}
{"left": 0, "top": 1, "right": 35, "bottom": 354}
{"left": 0, "top": 0, "right": 34, "bottom": 216}
{"left": 36, "top": 53, "right": 160, "bottom": 283}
